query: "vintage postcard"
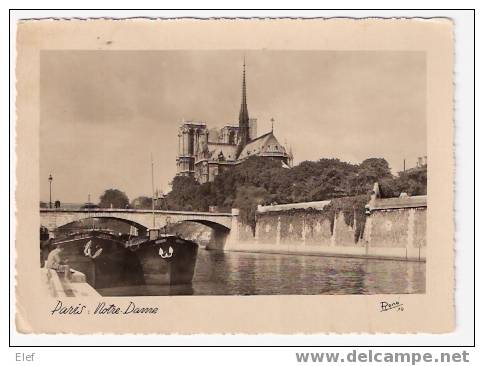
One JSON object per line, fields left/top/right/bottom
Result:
{"left": 15, "top": 18, "right": 454, "bottom": 334}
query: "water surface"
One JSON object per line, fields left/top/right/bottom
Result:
{"left": 99, "top": 249, "right": 425, "bottom": 296}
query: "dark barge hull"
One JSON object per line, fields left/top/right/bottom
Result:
{"left": 130, "top": 236, "right": 198, "bottom": 286}
{"left": 52, "top": 232, "right": 143, "bottom": 289}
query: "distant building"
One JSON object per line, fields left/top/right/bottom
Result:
{"left": 416, "top": 155, "right": 427, "bottom": 168}
{"left": 176, "top": 61, "right": 293, "bottom": 184}
{"left": 404, "top": 155, "right": 427, "bottom": 174}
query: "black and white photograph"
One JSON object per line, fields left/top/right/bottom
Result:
{"left": 13, "top": 16, "right": 459, "bottom": 337}
{"left": 38, "top": 49, "right": 428, "bottom": 297}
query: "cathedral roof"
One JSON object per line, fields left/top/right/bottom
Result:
{"left": 207, "top": 142, "right": 238, "bottom": 161}
{"left": 237, "top": 131, "right": 288, "bottom": 160}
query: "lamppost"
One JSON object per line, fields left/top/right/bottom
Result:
{"left": 48, "top": 174, "right": 53, "bottom": 209}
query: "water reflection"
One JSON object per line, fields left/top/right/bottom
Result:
{"left": 101, "top": 249, "right": 425, "bottom": 296}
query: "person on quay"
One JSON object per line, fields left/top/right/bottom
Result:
{"left": 45, "top": 245, "right": 70, "bottom": 278}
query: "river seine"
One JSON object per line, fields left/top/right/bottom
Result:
{"left": 98, "top": 249, "right": 426, "bottom": 296}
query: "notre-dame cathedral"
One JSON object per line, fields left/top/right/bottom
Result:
{"left": 176, "top": 61, "right": 293, "bottom": 184}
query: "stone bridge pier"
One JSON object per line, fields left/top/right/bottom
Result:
{"left": 205, "top": 209, "right": 240, "bottom": 250}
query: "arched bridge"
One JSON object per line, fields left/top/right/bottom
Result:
{"left": 40, "top": 208, "right": 237, "bottom": 236}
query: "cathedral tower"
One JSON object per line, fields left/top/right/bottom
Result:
{"left": 237, "top": 60, "right": 250, "bottom": 156}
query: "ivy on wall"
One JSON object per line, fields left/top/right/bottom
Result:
{"left": 257, "top": 194, "right": 370, "bottom": 243}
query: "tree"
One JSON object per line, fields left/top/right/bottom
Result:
{"left": 166, "top": 175, "right": 202, "bottom": 211}
{"left": 131, "top": 196, "right": 153, "bottom": 209}
{"left": 163, "top": 155, "right": 426, "bottom": 213}
{"left": 350, "top": 158, "right": 393, "bottom": 195}
{"left": 394, "top": 168, "right": 427, "bottom": 196}
{"left": 377, "top": 165, "right": 427, "bottom": 198}
{"left": 99, "top": 189, "right": 130, "bottom": 209}
{"left": 233, "top": 185, "right": 269, "bottom": 232}
{"left": 358, "top": 158, "right": 392, "bottom": 179}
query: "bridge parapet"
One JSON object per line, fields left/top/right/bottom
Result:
{"left": 40, "top": 208, "right": 235, "bottom": 217}
{"left": 40, "top": 208, "right": 236, "bottom": 234}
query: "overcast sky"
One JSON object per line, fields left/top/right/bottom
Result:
{"left": 40, "top": 50, "right": 426, "bottom": 204}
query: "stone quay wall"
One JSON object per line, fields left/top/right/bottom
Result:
{"left": 363, "top": 207, "right": 426, "bottom": 260}
{"left": 224, "top": 198, "right": 426, "bottom": 261}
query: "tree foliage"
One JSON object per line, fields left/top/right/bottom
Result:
{"left": 131, "top": 196, "right": 153, "bottom": 209}
{"left": 99, "top": 189, "right": 130, "bottom": 209}
{"left": 165, "top": 156, "right": 427, "bottom": 226}
{"left": 233, "top": 185, "right": 270, "bottom": 232}
{"left": 166, "top": 175, "right": 202, "bottom": 211}
{"left": 379, "top": 168, "right": 427, "bottom": 198}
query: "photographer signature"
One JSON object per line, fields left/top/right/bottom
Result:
{"left": 380, "top": 300, "right": 404, "bottom": 312}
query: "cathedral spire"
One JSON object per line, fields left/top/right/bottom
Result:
{"left": 237, "top": 57, "right": 250, "bottom": 155}
{"left": 239, "top": 58, "right": 249, "bottom": 130}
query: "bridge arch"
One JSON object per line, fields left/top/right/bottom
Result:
{"left": 55, "top": 216, "right": 149, "bottom": 235}
{"left": 170, "top": 219, "right": 232, "bottom": 249}
{"left": 178, "top": 219, "right": 230, "bottom": 233}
